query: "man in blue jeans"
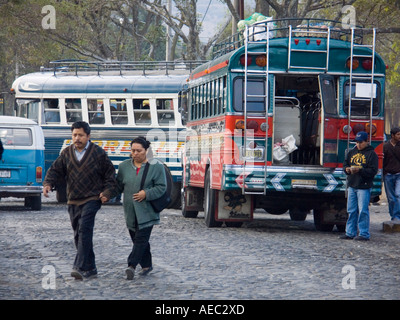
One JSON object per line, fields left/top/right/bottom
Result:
{"left": 342, "top": 131, "right": 378, "bottom": 241}
{"left": 383, "top": 127, "right": 400, "bottom": 221}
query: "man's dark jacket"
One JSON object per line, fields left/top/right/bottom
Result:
{"left": 343, "top": 145, "right": 378, "bottom": 189}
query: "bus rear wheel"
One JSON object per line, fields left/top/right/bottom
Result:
{"left": 181, "top": 187, "right": 199, "bottom": 218}
{"left": 204, "top": 169, "right": 222, "bottom": 228}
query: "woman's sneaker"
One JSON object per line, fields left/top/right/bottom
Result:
{"left": 125, "top": 266, "right": 135, "bottom": 280}
{"left": 138, "top": 266, "right": 153, "bottom": 276}
{"left": 71, "top": 268, "right": 97, "bottom": 280}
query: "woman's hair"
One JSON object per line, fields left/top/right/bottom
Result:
{"left": 131, "top": 136, "right": 151, "bottom": 150}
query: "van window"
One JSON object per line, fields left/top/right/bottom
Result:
{"left": 66, "top": 98, "right": 82, "bottom": 123}
{"left": 44, "top": 99, "right": 60, "bottom": 123}
{"left": 0, "top": 128, "right": 33, "bottom": 146}
{"left": 88, "top": 99, "right": 105, "bottom": 124}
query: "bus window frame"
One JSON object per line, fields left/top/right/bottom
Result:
{"left": 65, "top": 98, "right": 83, "bottom": 124}
{"left": 87, "top": 98, "right": 105, "bottom": 125}
{"left": 110, "top": 98, "right": 129, "bottom": 125}
{"left": 188, "top": 75, "right": 227, "bottom": 122}
{"left": 43, "top": 98, "right": 61, "bottom": 124}
{"left": 343, "top": 79, "right": 381, "bottom": 117}
{"left": 233, "top": 76, "right": 269, "bottom": 113}
{"left": 156, "top": 98, "right": 175, "bottom": 126}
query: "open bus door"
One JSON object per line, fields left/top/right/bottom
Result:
{"left": 315, "top": 74, "right": 347, "bottom": 231}
{"left": 318, "top": 74, "right": 338, "bottom": 167}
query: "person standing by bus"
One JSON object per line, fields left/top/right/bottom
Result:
{"left": 43, "top": 121, "right": 116, "bottom": 280}
{"left": 115, "top": 136, "right": 166, "bottom": 280}
{"left": 0, "top": 139, "right": 3, "bottom": 160}
{"left": 342, "top": 131, "right": 378, "bottom": 241}
{"left": 383, "top": 127, "right": 400, "bottom": 221}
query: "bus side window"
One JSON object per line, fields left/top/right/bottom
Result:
{"left": 88, "top": 99, "right": 105, "bottom": 124}
{"left": 44, "top": 99, "right": 60, "bottom": 123}
{"left": 66, "top": 98, "right": 82, "bottom": 124}
{"left": 110, "top": 99, "right": 128, "bottom": 125}
{"left": 133, "top": 99, "right": 151, "bottom": 125}
{"left": 156, "top": 99, "right": 175, "bottom": 125}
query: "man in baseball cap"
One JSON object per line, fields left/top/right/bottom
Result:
{"left": 342, "top": 131, "right": 378, "bottom": 241}
{"left": 354, "top": 131, "right": 368, "bottom": 142}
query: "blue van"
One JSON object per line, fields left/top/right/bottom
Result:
{"left": 0, "top": 116, "right": 44, "bottom": 210}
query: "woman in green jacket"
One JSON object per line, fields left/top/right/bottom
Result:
{"left": 116, "top": 136, "right": 166, "bottom": 280}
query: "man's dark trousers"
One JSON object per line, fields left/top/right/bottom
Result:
{"left": 68, "top": 200, "right": 101, "bottom": 271}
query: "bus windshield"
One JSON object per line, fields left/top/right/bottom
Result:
{"left": 15, "top": 99, "right": 40, "bottom": 122}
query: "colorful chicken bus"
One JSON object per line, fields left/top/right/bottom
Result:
{"left": 11, "top": 60, "right": 203, "bottom": 207}
{"left": 181, "top": 19, "right": 386, "bottom": 230}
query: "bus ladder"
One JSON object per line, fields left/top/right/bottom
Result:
{"left": 347, "top": 28, "right": 376, "bottom": 150}
{"left": 242, "top": 24, "right": 271, "bottom": 195}
{"left": 287, "top": 25, "right": 331, "bottom": 72}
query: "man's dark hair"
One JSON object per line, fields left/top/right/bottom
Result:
{"left": 390, "top": 127, "right": 400, "bottom": 136}
{"left": 71, "top": 121, "right": 91, "bottom": 135}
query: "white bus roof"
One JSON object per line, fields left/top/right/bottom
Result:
{"left": 12, "top": 72, "right": 190, "bottom": 95}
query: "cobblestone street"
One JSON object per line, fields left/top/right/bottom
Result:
{"left": 1, "top": 194, "right": 400, "bottom": 302}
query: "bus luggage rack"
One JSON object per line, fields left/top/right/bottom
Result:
{"left": 43, "top": 60, "right": 207, "bottom": 76}
{"left": 212, "top": 18, "right": 365, "bottom": 59}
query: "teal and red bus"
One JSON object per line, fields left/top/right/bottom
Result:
{"left": 11, "top": 60, "right": 204, "bottom": 206}
{"left": 181, "top": 19, "right": 386, "bottom": 230}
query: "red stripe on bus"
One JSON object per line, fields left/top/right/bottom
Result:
{"left": 190, "top": 61, "right": 228, "bottom": 80}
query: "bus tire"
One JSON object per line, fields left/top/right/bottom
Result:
{"left": 289, "top": 208, "right": 309, "bottom": 221}
{"left": 204, "top": 169, "right": 222, "bottom": 228}
{"left": 313, "top": 208, "right": 334, "bottom": 232}
{"left": 181, "top": 187, "right": 198, "bottom": 218}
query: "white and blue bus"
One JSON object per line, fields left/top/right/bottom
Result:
{"left": 11, "top": 60, "right": 203, "bottom": 206}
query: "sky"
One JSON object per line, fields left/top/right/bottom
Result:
{"left": 189, "top": 0, "right": 256, "bottom": 41}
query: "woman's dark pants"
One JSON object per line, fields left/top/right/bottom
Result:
{"left": 128, "top": 226, "right": 153, "bottom": 269}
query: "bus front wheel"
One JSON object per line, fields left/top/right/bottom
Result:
{"left": 204, "top": 169, "right": 222, "bottom": 228}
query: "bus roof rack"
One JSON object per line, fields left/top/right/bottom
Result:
{"left": 212, "top": 18, "right": 368, "bottom": 59}
{"left": 42, "top": 60, "right": 207, "bottom": 76}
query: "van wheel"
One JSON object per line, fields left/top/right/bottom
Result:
{"left": 204, "top": 169, "right": 222, "bottom": 228}
{"left": 25, "top": 195, "right": 42, "bottom": 211}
